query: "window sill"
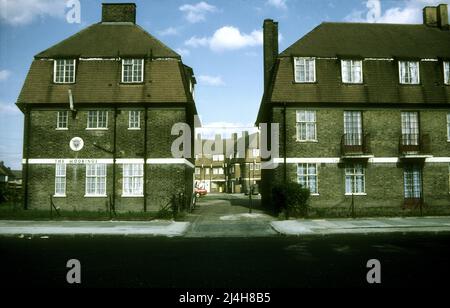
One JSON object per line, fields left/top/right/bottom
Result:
{"left": 121, "top": 195, "right": 144, "bottom": 198}
{"left": 310, "top": 193, "right": 320, "bottom": 196}
{"left": 293, "top": 81, "right": 317, "bottom": 84}
{"left": 127, "top": 128, "right": 141, "bottom": 130}
{"left": 120, "top": 82, "right": 144, "bottom": 85}
{"left": 296, "top": 140, "right": 318, "bottom": 143}
{"left": 342, "top": 82, "right": 364, "bottom": 85}
{"left": 53, "top": 195, "right": 66, "bottom": 198}
{"left": 55, "top": 128, "right": 68, "bottom": 131}
{"left": 86, "top": 128, "right": 108, "bottom": 131}
{"left": 345, "top": 193, "right": 367, "bottom": 196}
{"left": 399, "top": 83, "right": 421, "bottom": 86}
{"left": 84, "top": 195, "right": 107, "bottom": 198}
{"left": 53, "top": 82, "right": 76, "bottom": 85}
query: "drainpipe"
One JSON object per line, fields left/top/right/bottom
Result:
{"left": 143, "top": 107, "right": 148, "bottom": 212}
{"left": 112, "top": 107, "right": 117, "bottom": 212}
{"left": 283, "top": 103, "right": 287, "bottom": 184}
{"left": 22, "top": 107, "right": 31, "bottom": 210}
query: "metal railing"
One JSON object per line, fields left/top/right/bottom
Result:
{"left": 340, "top": 133, "right": 371, "bottom": 156}
{"left": 398, "top": 134, "right": 431, "bottom": 155}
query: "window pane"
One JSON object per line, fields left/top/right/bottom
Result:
{"left": 295, "top": 57, "right": 315, "bottom": 82}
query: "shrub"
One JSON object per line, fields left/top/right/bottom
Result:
{"left": 272, "top": 182, "right": 310, "bottom": 219}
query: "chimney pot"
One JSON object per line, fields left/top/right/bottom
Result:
{"left": 102, "top": 3, "right": 136, "bottom": 23}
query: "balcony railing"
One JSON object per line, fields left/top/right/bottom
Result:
{"left": 340, "top": 133, "right": 371, "bottom": 157}
{"left": 398, "top": 134, "right": 431, "bottom": 156}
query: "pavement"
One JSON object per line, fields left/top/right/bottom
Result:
{"left": 1, "top": 194, "right": 450, "bottom": 237}
{"left": 0, "top": 220, "right": 189, "bottom": 237}
{"left": 271, "top": 216, "right": 450, "bottom": 235}
{"left": 185, "top": 193, "right": 277, "bottom": 237}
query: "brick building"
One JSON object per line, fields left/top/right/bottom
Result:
{"left": 194, "top": 132, "right": 261, "bottom": 194}
{"left": 257, "top": 4, "right": 450, "bottom": 211}
{"left": 16, "top": 3, "right": 198, "bottom": 212}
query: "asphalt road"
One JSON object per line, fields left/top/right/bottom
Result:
{"left": 1, "top": 233, "right": 450, "bottom": 288}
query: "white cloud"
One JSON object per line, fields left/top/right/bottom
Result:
{"left": 197, "top": 75, "right": 225, "bottom": 86}
{"left": 157, "top": 27, "right": 179, "bottom": 36}
{"left": 179, "top": 1, "right": 217, "bottom": 23}
{"left": 196, "top": 122, "right": 258, "bottom": 139}
{"left": 266, "top": 0, "right": 288, "bottom": 10}
{"left": 185, "top": 26, "right": 263, "bottom": 52}
{"left": 345, "top": 0, "right": 449, "bottom": 24}
{"left": 176, "top": 48, "right": 191, "bottom": 57}
{"left": 0, "top": 101, "right": 19, "bottom": 115}
{"left": 0, "top": 0, "right": 66, "bottom": 26}
{"left": 0, "top": 70, "right": 11, "bottom": 81}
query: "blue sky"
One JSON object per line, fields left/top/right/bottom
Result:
{"left": 0, "top": 0, "right": 448, "bottom": 169}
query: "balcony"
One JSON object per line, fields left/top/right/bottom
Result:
{"left": 398, "top": 134, "right": 431, "bottom": 158}
{"left": 340, "top": 133, "right": 372, "bottom": 158}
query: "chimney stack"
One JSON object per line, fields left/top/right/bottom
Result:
{"left": 263, "top": 19, "right": 279, "bottom": 91}
{"left": 437, "top": 4, "right": 449, "bottom": 30}
{"left": 102, "top": 3, "right": 136, "bottom": 23}
{"left": 423, "top": 4, "right": 449, "bottom": 29}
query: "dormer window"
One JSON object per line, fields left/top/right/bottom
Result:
{"left": 399, "top": 61, "right": 420, "bottom": 84}
{"left": 444, "top": 61, "right": 449, "bottom": 85}
{"left": 294, "top": 57, "right": 316, "bottom": 83}
{"left": 54, "top": 59, "right": 76, "bottom": 83}
{"left": 341, "top": 60, "right": 363, "bottom": 84}
{"left": 122, "top": 59, "right": 144, "bottom": 83}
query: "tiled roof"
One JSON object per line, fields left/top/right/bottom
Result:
{"left": 17, "top": 59, "right": 190, "bottom": 104}
{"left": 36, "top": 23, "right": 180, "bottom": 59}
{"left": 280, "top": 23, "right": 450, "bottom": 59}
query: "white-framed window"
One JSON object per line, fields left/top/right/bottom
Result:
{"left": 195, "top": 168, "right": 201, "bottom": 175}
{"left": 252, "top": 149, "right": 260, "bottom": 158}
{"left": 57, "top": 111, "right": 68, "bottom": 129}
{"left": 404, "top": 165, "right": 422, "bottom": 198}
{"left": 54, "top": 163, "right": 66, "bottom": 196}
{"left": 128, "top": 110, "right": 140, "bottom": 129}
{"left": 401, "top": 112, "right": 419, "bottom": 145}
{"left": 54, "top": 59, "right": 76, "bottom": 83}
{"left": 87, "top": 110, "right": 108, "bottom": 129}
{"left": 85, "top": 164, "right": 107, "bottom": 196}
{"left": 213, "top": 168, "right": 224, "bottom": 175}
{"left": 297, "top": 163, "right": 318, "bottom": 194}
{"left": 249, "top": 163, "right": 254, "bottom": 171}
{"left": 344, "top": 111, "right": 362, "bottom": 145}
{"left": 122, "top": 59, "right": 144, "bottom": 83}
{"left": 444, "top": 61, "right": 449, "bottom": 85}
{"left": 255, "top": 163, "right": 261, "bottom": 171}
{"left": 341, "top": 60, "right": 363, "bottom": 83}
{"left": 345, "top": 164, "right": 365, "bottom": 195}
{"left": 399, "top": 61, "right": 420, "bottom": 84}
{"left": 294, "top": 57, "right": 316, "bottom": 83}
{"left": 205, "top": 168, "right": 210, "bottom": 175}
{"left": 213, "top": 154, "right": 224, "bottom": 162}
{"left": 447, "top": 113, "right": 450, "bottom": 141}
{"left": 122, "top": 164, "right": 143, "bottom": 196}
{"left": 296, "top": 110, "right": 317, "bottom": 141}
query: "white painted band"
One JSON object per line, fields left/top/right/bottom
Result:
{"left": 147, "top": 158, "right": 195, "bottom": 168}
{"left": 23, "top": 158, "right": 195, "bottom": 168}
{"left": 264, "top": 157, "right": 450, "bottom": 164}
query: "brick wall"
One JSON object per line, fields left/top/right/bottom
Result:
{"left": 25, "top": 107, "right": 194, "bottom": 211}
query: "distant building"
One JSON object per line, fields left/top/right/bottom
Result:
{"left": 0, "top": 161, "right": 14, "bottom": 190}
{"left": 16, "top": 3, "right": 198, "bottom": 211}
{"left": 257, "top": 4, "right": 450, "bottom": 210}
{"left": 195, "top": 132, "right": 261, "bottom": 193}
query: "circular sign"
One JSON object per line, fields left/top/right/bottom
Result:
{"left": 69, "top": 137, "right": 84, "bottom": 152}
